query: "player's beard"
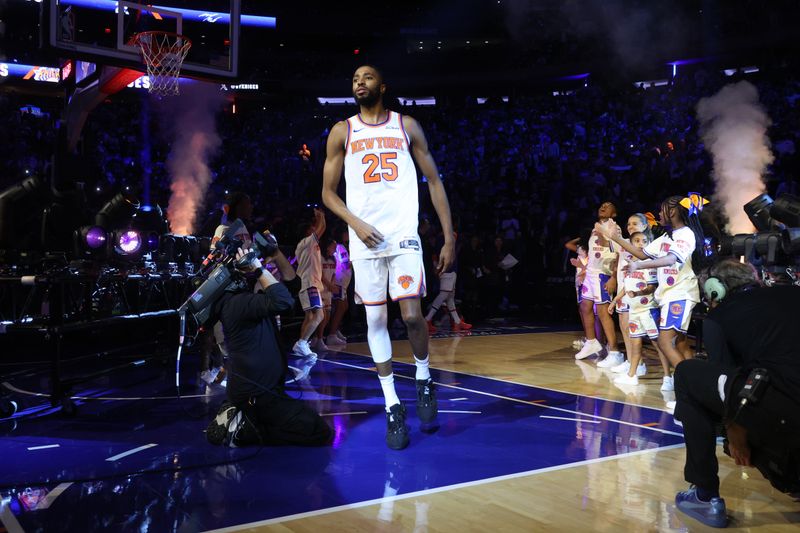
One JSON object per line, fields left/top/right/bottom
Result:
{"left": 355, "top": 88, "right": 380, "bottom": 107}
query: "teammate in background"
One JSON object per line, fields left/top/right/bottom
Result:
{"left": 326, "top": 241, "right": 352, "bottom": 346}
{"left": 292, "top": 207, "right": 327, "bottom": 359}
{"left": 311, "top": 236, "right": 338, "bottom": 352}
{"left": 610, "top": 231, "right": 657, "bottom": 385}
{"left": 425, "top": 230, "right": 472, "bottom": 332}
{"left": 322, "top": 64, "right": 456, "bottom": 450}
{"left": 564, "top": 237, "right": 592, "bottom": 350}
{"left": 597, "top": 195, "right": 705, "bottom": 374}
{"left": 574, "top": 202, "right": 621, "bottom": 362}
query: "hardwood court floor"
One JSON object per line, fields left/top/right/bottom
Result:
{"left": 254, "top": 330, "right": 800, "bottom": 533}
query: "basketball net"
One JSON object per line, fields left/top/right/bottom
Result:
{"left": 132, "top": 31, "right": 192, "bottom": 96}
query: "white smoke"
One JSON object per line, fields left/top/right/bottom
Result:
{"left": 696, "top": 81, "right": 774, "bottom": 234}
{"left": 162, "top": 82, "right": 224, "bottom": 235}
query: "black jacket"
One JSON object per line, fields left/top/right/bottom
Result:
{"left": 212, "top": 281, "right": 295, "bottom": 405}
{"left": 704, "top": 285, "right": 800, "bottom": 398}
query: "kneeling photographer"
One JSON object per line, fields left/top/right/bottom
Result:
{"left": 205, "top": 231, "right": 332, "bottom": 448}
{"left": 673, "top": 258, "right": 800, "bottom": 528}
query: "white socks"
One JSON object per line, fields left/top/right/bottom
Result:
{"left": 379, "top": 373, "right": 400, "bottom": 410}
{"left": 414, "top": 354, "right": 431, "bottom": 381}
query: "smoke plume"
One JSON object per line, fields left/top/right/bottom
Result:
{"left": 161, "top": 82, "right": 224, "bottom": 235}
{"left": 696, "top": 81, "right": 774, "bottom": 234}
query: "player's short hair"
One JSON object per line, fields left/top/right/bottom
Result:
{"left": 629, "top": 231, "right": 649, "bottom": 242}
{"left": 355, "top": 64, "right": 384, "bottom": 83}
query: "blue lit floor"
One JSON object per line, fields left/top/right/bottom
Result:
{"left": 0, "top": 340, "right": 683, "bottom": 532}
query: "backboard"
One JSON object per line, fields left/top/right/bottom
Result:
{"left": 50, "top": 0, "right": 242, "bottom": 79}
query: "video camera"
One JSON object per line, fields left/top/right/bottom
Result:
{"left": 178, "top": 219, "right": 279, "bottom": 326}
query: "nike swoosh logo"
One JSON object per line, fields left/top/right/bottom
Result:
{"left": 353, "top": 128, "right": 364, "bottom": 132}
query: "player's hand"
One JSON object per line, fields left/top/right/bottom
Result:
{"left": 604, "top": 277, "right": 617, "bottom": 295}
{"left": 726, "top": 422, "right": 751, "bottom": 467}
{"left": 437, "top": 240, "right": 456, "bottom": 275}
{"left": 352, "top": 220, "right": 385, "bottom": 248}
{"left": 569, "top": 258, "right": 581, "bottom": 268}
{"left": 626, "top": 261, "right": 640, "bottom": 274}
{"left": 626, "top": 290, "right": 636, "bottom": 299}
{"left": 607, "top": 304, "right": 615, "bottom": 315}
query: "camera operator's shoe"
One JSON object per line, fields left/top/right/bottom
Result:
{"left": 207, "top": 401, "right": 238, "bottom": 446}
{"left": 385, "top": 403, "right": 410, "bottom": 450}
{"left": 675, "top": 486, "right": 728, "bottom": 528}
{"left": 292, "top": 339, "right": 317, "bottom": 359}
{"left": 415, "top": 378, "right": 438, "bottom": 423}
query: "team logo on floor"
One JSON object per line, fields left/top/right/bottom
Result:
{"left": 398, "top": 275, "right": 414, "bottom": 289}
{"left": 670, "top": 302, "right": 683, "bottom": 315}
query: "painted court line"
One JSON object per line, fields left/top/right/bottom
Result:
{"left": 27, "top": 444, "right": 60, "bottom": 451}
{"left": 319, "top": 411, "right": 368, "bottom": 417}
{"left": 35, "top": 483, "right": 73, "bottom": 510}
{"left": 0, "top": 501, "right": 25, "bottom": 533}
{"left": 319, "top": 359, "right": 683, "bottom": 437}
{"left": 439, "top": 410, "right": 482, "bottom": 414}
{"left": 105, "top": 443, "right": 158, "bottom": 462}
{"left": 541, "top": 415, "right": 600, "bottom": 424}
{"left": 204, "top": 443, "right": 686, "bottom": 532}
{"left": 449, "top": 397, "right": 469, "bottom": 401}
{"left": 3, "top": 382, "right": 215, "bottom": 401}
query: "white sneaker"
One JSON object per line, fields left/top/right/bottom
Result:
{"left": 611, "top": 361, "right": 630, "bottom": 374}
{"left": 614, "top": 373, "right": 639, "bottom": 385}
{"left": 665, "top": 400, "right": 676, "bottom": 413}
{"left": 661, "top": 376, "right": 674, "bottom": 392}
{"left": 575, "top": 339, "right": 604, "bottom": 360}
{"left": 597, "top": 351, "right": 625, "bottom": 368}
{"left": 292, "top": 339, "right": 317, "bottom": 359}
{"left": 635, "top": 362, "right": 647, "bottom": 377}
{"left": 326, "top": 334, "right": 346, "bottom": 346}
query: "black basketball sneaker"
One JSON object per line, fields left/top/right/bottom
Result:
{"left": 385, "top": 403, "right": 410, "bottom": 450}
{"left": 415, "top": 378, "right": 438, "bottom": 423}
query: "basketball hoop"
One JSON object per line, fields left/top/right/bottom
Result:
{"left": 132, "top": 31, "right": 192, "bottom": 96}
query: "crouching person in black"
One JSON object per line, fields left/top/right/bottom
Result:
{"left": 673, "top": 258, "right": 800, "bottom": 528}
{"left": 206, "top": 245, "right": 332, "bottom": 447}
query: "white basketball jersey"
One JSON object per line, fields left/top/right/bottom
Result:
{"left": 343, "top": 111, "right": 421, "bottom": 260}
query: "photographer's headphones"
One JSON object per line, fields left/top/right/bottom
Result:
{"left": 703, "top": 276, "right": 727, "bottom": 302}
{"left": 703, "top": 276, "right": 728, "bottom": 302}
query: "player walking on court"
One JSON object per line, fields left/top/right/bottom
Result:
{"left": 322, "top": 65, "right": 456, "bottom": 450}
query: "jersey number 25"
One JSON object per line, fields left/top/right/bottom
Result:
{"left": 362, "top": 152, "right": 398, "bottom": 183}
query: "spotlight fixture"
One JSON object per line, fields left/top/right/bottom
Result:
{"left": 743, "top": 194, "right": 775, "bottom": 231}
{"left": 753, "top": 232, "right": 783, "bottom": 264}
{"left": 115, "top": 230, "right": 142, "bottom": 256}
{"left": 74, "top": 225, "right": 109, "bottom": 258}
{"left": 771, "top": 194, "right": 800, "bottom": 227}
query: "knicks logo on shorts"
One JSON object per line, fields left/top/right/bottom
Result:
{"left": 670, "top": 302, "right": 683, "bottom": 315}
{"left": 398, "top": 275, "right": 414, "bottom": 289}
{"left": 629, "top": 322, "right": 638, "bottom": 333}
{"left": 581, "top": 285, "right": 588, "bottom": 293}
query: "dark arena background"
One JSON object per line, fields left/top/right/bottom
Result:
{"left": 1, "top": 1, "right": 799, "bottom": 531}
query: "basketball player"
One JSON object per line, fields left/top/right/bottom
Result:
{"left": 322, "top": 65, "right": 456, "bottom": 450}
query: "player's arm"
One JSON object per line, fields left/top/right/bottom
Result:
{"left": 565, "top": 237, "right": 580, "bottom": 252}
{"left": 321, "top": 121, "right": 385, "bottom": 248}
{"left": 595, "top": 221, "right": 648, "bottom": 260}
{"left": 404, "top": 115, "right": 455, "bottom": 274}
{"left": 628, "top": 254, "right": 676, "bottom": 273}
{"left": 311, "top": 207, "right": 326, "bottom": 239}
